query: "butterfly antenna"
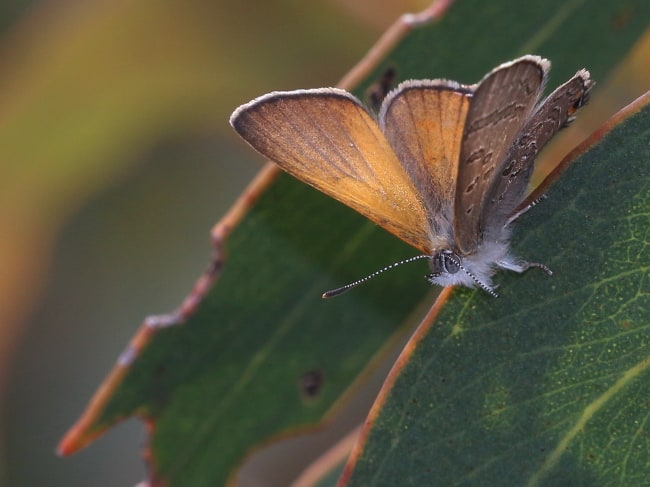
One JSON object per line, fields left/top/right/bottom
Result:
{"left": 446, "top": 254, "right": 499, "bottom": 298}
{"left": 322, "top": 255, "right": 431, "bottom": 299}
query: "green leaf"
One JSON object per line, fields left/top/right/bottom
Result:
{"left": 60, "top": 0, "right": 650, "bottom": 485}
{"left": 341, "top": 94, "right": 650, "bottom": 486}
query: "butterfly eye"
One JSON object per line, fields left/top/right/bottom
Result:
{"left": 429, "top": 250, "right": 462, "bottom": 276}
{"left": 441, "top": 251, "right": 462, "bottom": 274}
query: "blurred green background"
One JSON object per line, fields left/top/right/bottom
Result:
{"left": 0, "top": 1, "right": 411, "bottom": 485}
{"left": 0, "top": 1, "right": 647, "bottom": 486}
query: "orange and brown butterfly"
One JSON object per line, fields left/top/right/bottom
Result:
{"left": 230, "top": 55, "right": 594, "bottom": 297}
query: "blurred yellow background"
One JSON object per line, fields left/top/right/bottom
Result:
{"left": 0, "top": 0, "right": 647, "bottom": 485}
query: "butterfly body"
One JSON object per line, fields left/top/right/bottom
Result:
{"left": 231, "top": 56, "right": 594, "bottom": 296}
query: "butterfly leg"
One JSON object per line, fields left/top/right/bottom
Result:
{"left": 498, "top": 258, "right": 553, "bottom": 276}
{"left": 507, "top": 194, "right": 548, "bottom": 226}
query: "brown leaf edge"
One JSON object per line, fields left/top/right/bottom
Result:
{"left": 56, "top": 0, "right": 455, "bottom": 458}
{"left": 335, "top": 88, "right": 650, "bottom": 487}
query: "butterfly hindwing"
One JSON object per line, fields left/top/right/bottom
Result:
{"left": 230, "top": 88, "right": 433, "bottom": 253}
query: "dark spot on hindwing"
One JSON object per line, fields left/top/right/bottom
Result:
{"left": 482, "top": 165, "right": 494, "bottom": 180}
{"left": 465, "top": 176, "right": 480, "bottom": 193}
{"left": 466, "top": 148, "right": 494, "bottom": 167}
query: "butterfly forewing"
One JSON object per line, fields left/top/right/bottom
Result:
{"left": 481, "top": 69, "right": 595, "bottom": 232}
{"left": 454, "top": 56, "right": 549, "bottom": 254}
{"left": 230, "top": 89, "right": 432, "bottom": 253}
{"left": 380, "top": 80, "right": 473, "bottom": 248}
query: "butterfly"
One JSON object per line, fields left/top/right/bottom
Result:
{"left": 230, "top": 55, "right": 594, "bottom": 297}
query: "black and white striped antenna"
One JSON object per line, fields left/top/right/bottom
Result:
{"left": 322, "top": 255, "right": 430, "bottom": 298}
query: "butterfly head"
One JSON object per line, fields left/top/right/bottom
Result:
{"left": 427, "top": 249, "right": 499, "bottom": 298}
